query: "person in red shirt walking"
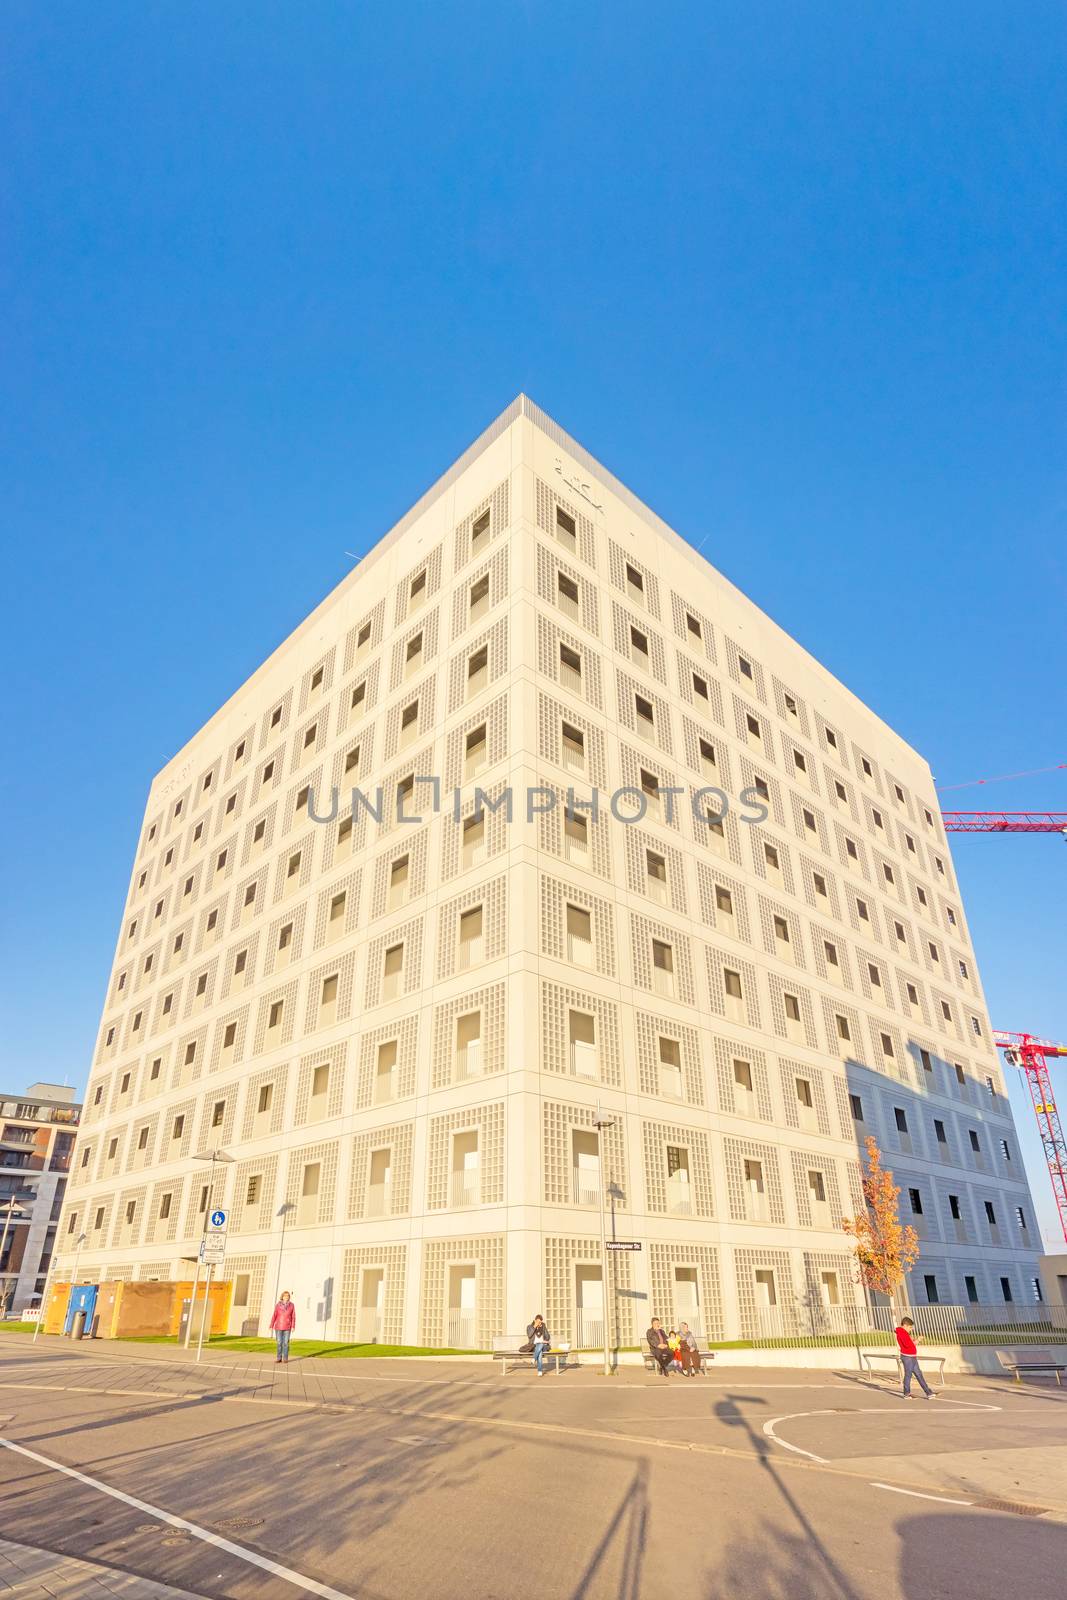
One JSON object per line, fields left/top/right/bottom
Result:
{"left": 269, "top": 1290, "right": 296, "bottom": 1364}
{"left": 895, "top": 1317, "right": 936, "bottom": 1398}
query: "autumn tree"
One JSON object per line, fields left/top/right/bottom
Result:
{"left": 841, "top": 1135, "right": 920, "bottom": 1299}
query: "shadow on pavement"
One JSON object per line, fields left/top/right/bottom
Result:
{"left": 897, "top": 1511, "right": 1067, "bottom": 1600}
{"left": 709, "top": 1393, "right": 861, "bottom": 1600}
{"left": 568, "top": 1461, "right": 648, "bottom": 1600}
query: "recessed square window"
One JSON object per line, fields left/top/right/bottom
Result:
{"left": 469, "top": 574, "right": 490, "bottom": 617}
{"left": 471, "top": 509, "right": 490, "bottom": 550}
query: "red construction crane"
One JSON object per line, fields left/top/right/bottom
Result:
{"left": 941, "top": 812, "right": 1067, "bottom": 835}
{"left": 939, "top": 811, "right": 1067, "bottom": 1235}
{"left": 995, "top": 1032, "right": 1067, "bottom": 1243}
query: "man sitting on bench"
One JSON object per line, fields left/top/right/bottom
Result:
{"left": 646, "top": 1317, "right": 674, "bottom": 1376}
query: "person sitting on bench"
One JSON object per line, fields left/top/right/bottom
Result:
{"left": 646, "top": 1317, "right": 674, "bottom": 1376}
{"left": 525, "top": 1313, "right": 552, "bottom": 1376}
{"left": 677, "top": 1322, "right": 702, "bottom": 1375}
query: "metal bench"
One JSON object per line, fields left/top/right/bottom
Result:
{"left": 860, "top": 1349, "right": 946, "bottom": 1387}
{"left": 641, "top": 1338, "right": 715, "bottom": 1374}
{"left": 999, "top": 1353, "right": 1065, "bottom": 1386}
{"left": 491, "top": 1334, "right": 571, "bottom": 1375}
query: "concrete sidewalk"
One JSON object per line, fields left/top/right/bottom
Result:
{"left": 0, "top": 1536, "right": 214, "bottom": 1599}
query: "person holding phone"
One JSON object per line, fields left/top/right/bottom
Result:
{"left": 526, "top": 1313, "right": 552, "bottom": 1376}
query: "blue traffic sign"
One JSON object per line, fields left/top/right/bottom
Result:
{"left": 209, "top": 1209, "right": 227, "bottom": 1229}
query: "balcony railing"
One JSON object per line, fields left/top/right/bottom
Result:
{"left": 366, "top": 1182, "right": 392, "bottom": 1218}
{"left": 447, "top": 1311, "right": 477, "bottom": 1349}
{"left": 574, "top": 1310, "right": 605, "bottom": 1348}
{"left": 572, "top": 1167, "right": 601, "bottom": 1206}
{"left": 451, "top": 1172, "right": 481, "bottom": 1209}
{"left": 667, "top": 1176, "right": 694, "bottom": 1215}
{"left": 0, "top": 1105, "right": 79, "bottom": 1126}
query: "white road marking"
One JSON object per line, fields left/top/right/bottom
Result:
{"left": 762, "top": 1400, "right": 1002, "bottom": 1465}
{"left": 762, "top": 1414, "right": 830, "bottom": 1462}
{"left": 0, "top": 1381, "right": 204, "bottom": 1400}
{"left": 871, "top": 1482, "right": 973, "bottom": 1506}
{"left": 0, "top": 1437, "right": 356, "bottom": 1600}
{"left": 0, "top": 1380, "right": 315, "bottom": 1410}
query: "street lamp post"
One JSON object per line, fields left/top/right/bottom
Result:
{"left": 273, "top": 1200, "right": 296, "bottom": 1310}
{"left": 184, "top": 1148, "right": 233, "bottom": 1353}
{"left": 34, "top": 1232, "right": 86, "bottom": 1343}
{"left": 594, "top": 1105, "right": 616, "bottom": 1378}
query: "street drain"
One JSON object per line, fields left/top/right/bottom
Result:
{"left": 971, "top": 1497, "right": 1048, "bottom": 1518}
{"left": 217, "top": 1516, "right": 265, "bottom": 1531}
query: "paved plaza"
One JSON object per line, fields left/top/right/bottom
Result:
{"left": 1, "top": 1335, "right": 1066, "bottom": 1599}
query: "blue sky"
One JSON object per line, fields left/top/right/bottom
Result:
{"left": 3, "top": 4, "right": 1065, "bottom": 1241}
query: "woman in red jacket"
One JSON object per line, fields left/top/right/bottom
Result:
{"left": 269, "top": 1291, "right": 296, "bottom": 1363}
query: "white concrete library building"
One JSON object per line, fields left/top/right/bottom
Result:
{"left": 60, "top": 396, "right": 1044, "bottom": 1349}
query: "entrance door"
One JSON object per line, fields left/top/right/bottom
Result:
{"left": 575, "top": 1264, "right": 604, "bottom": 1348}
{"left": 447, "top": 1264, "right": 477, "bottom": 1348}
{"left": 356, "top": 1268, "right": 384, "bottom": 1344}
{"left": 673, "top": 1266, "right": 701, "bottom": 1335}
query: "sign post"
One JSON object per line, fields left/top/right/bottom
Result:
{"left": 195, "top": 1210, "right": 227, "bottom": 1363}
{"left": 594, "top": 1106, "right": 617, "bottom": 1378}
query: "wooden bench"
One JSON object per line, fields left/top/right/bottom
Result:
{"left": 491, "top": 1335, "right": 571, "bottom": 1375}
{"left": 999, "top": 1352, "right": 1066, "bottom": 1386}
{"left": 860, "top": 1349, "right": 947, "bottom": 1387}
{"left": 641, "top": 1338, "right": 715, "bottom": 1374}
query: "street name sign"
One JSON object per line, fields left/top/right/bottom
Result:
{"left": 200, "top": 1236, "right": 226, "bottom": 1266}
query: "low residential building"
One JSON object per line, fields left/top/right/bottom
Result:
{"left": 0, "top": 1084, "right": 80, "bottom": 1314}
{"left": 1038, "top": 1253, "right": 1067, "bottom": 1309}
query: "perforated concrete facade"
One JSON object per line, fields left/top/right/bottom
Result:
{"left": 64, "top": 397, "right": 1043, "bottom": 1344}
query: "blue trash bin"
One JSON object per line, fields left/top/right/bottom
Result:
{"left": 64, "top": 1284, "right": 98, "bottom": 1337}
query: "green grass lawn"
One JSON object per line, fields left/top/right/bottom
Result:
{"left": 7, "top": 1322, "right": 1061, "bottom": 1355}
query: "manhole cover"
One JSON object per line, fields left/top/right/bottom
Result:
{"left": 217, "top": 1516, "right": 264, "bottom": 1531}
{"left": 161, "top": 1535, "right": 192, "bottom": 1546}
{"left": 971, "top": 1498, "right": 1048, "bottom": 1518}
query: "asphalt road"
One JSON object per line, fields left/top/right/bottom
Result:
{"left": 1, "top": 1338, "right": 1065, "bottom": 1600}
